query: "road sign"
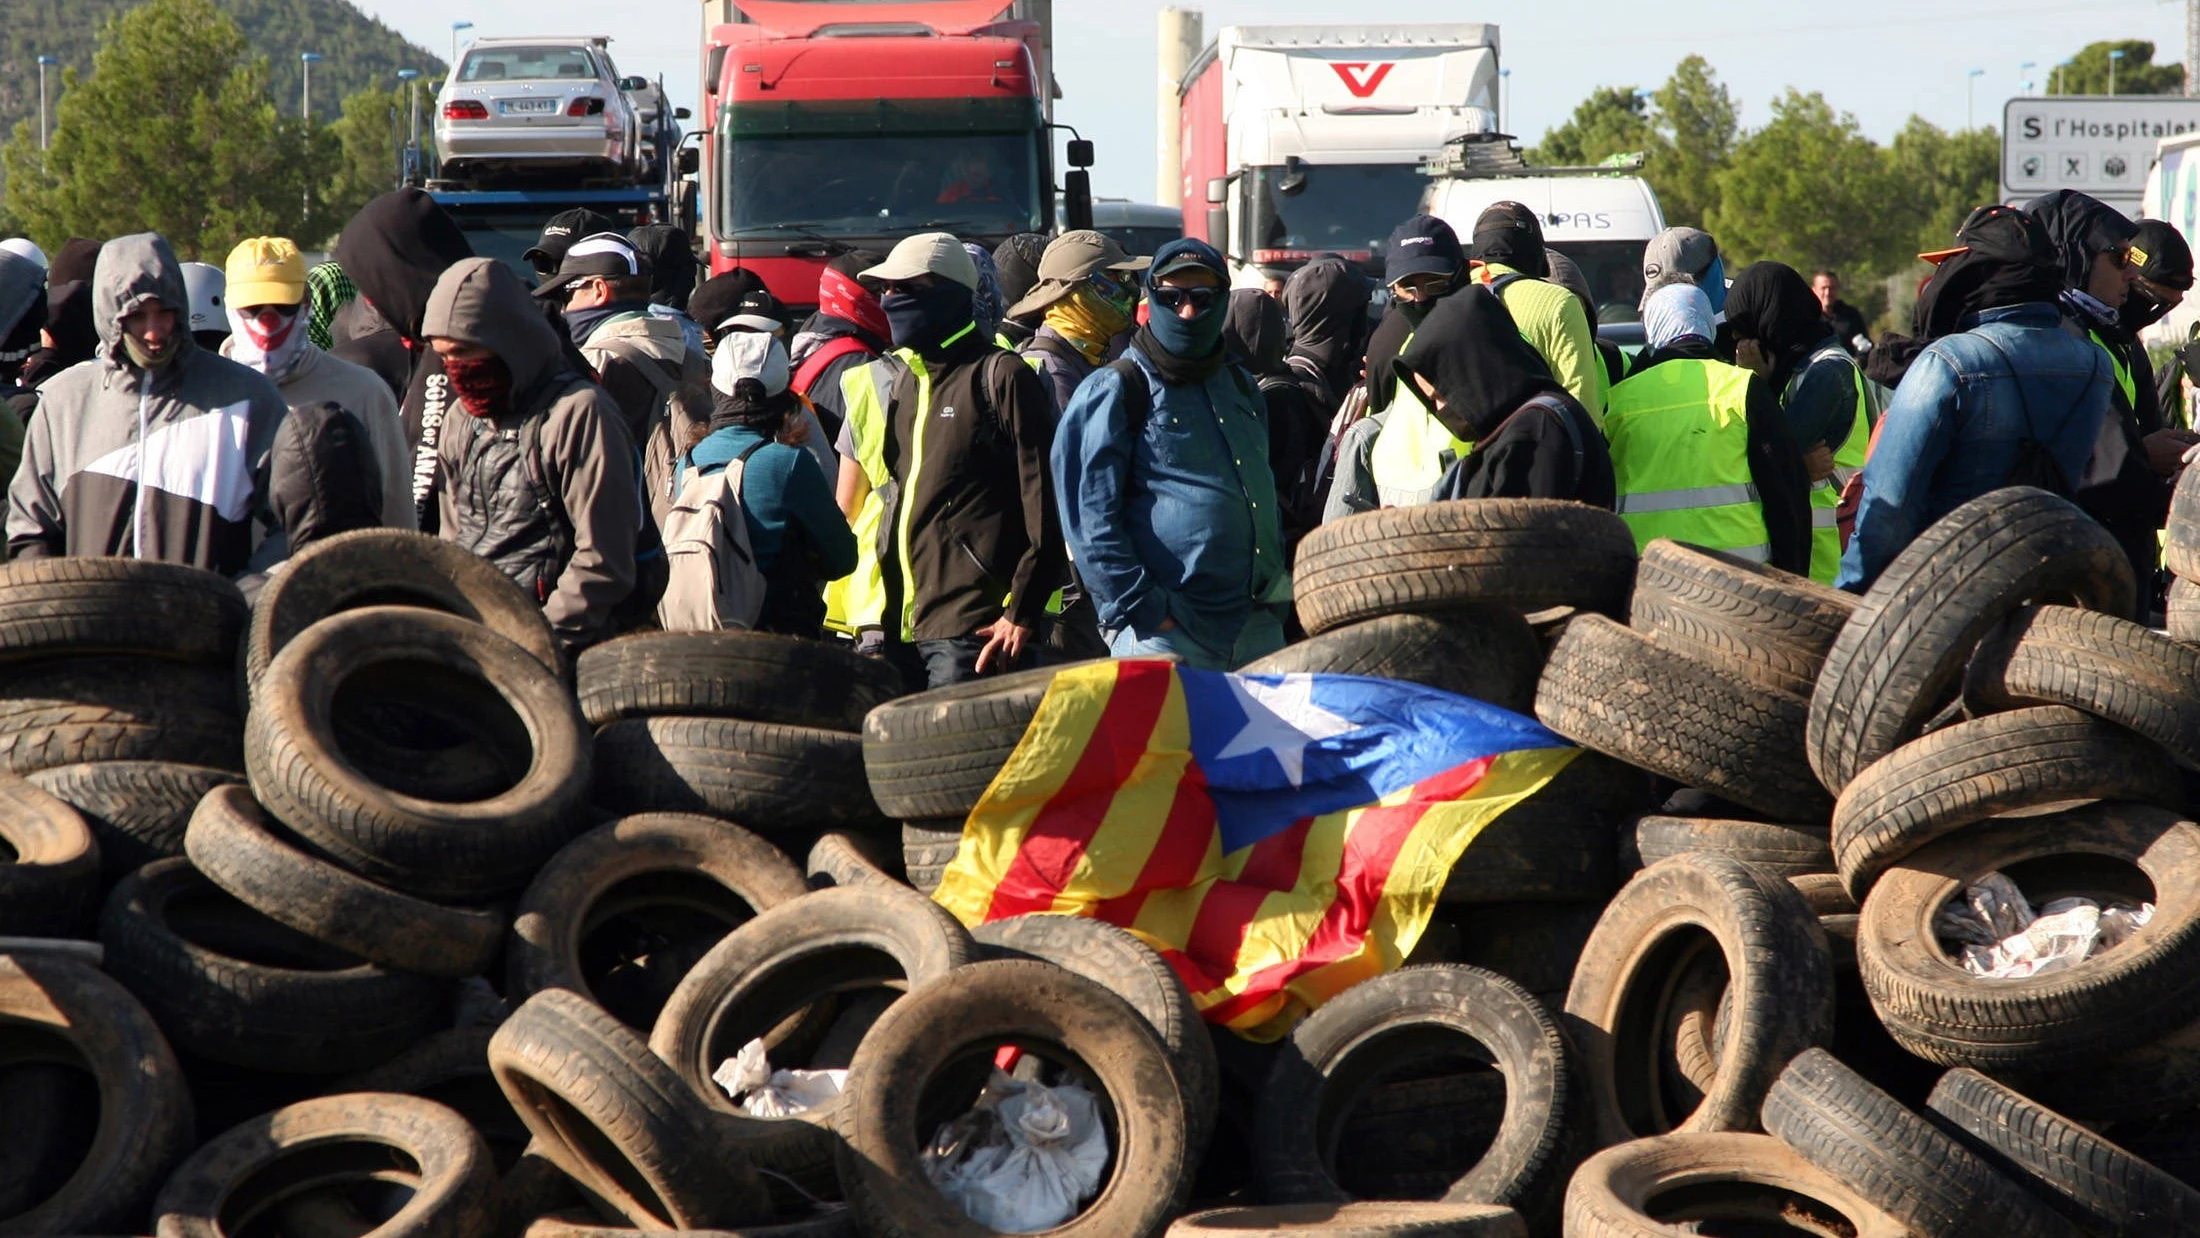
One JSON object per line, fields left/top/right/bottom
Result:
{"left": 2003, "top": 95, "right": 2200, "bottom": 211}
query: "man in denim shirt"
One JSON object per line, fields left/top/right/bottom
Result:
{"left": 1053, "top": 239, "right": 1287, "bottom": 670}
{"left": 1839, "top": 206, "right": 2114, "bottom": 590}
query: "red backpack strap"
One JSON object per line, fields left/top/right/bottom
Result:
{"left": 792, "top": 337, "right": 875, "bottom": 398}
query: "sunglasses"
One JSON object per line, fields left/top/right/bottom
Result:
{"left": 1149, "top": 285, "right": 1222, "bottom": 314}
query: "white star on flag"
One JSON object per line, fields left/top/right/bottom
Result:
{"left": 1212, "top": 673, "right": 1360, "bottom": 788}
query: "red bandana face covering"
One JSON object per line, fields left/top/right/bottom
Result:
{"left": 818, "top": 267, "right": 891, "bottom": 342}
{"left": 441, "top": 352, "right": 514, "bottom": 418}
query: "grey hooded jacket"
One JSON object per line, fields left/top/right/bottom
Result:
{"left": 6, "top": 234, "right": 285, "bottom": 574}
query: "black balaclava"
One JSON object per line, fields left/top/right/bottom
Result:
{"left": 1470, "top": 201, "right": 1550, "bottom": 279}
{"left": 2123, "top": 218, "right": 2195, "bottom": 333}
{"left": 1224, "top": 289, "right": 1288, "bottom": 377}
{"left": 1724, "top": 261, "right": 1834, "bottom": 389}
{"left": 994, "top": 232, "right": 1049, "bottom": 319}
{"left": 1395, "top": 285, "right": 1562, "bottom": 441}
{"left": 1282, "top": 255, "right": 1368, "bottom": 398}
{"left": 629, "top": 225, "right": 699, "bottom": 312}
{"left": 882, "top": 280, "right": 976, "bottom": 355}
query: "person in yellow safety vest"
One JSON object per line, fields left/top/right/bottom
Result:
{"left": 1393, "top": 285, "right": 1613, "bottom": 506}
{"left": 1466, "top": 202, "right": 1607, "bottom": 420}
{"left": 829, "top": 350, "right": 908, "bottom": 659}
{"left": 1723, "top": 262, "right": 1878, "bottom": 584}
{"left": 1330, "top": 215, "right": 1472, "bottom": 520}
{"left": 1545, "top": 250, "right": 1628, "bottom": 402}
{"left": 1010, "top": 230, "right": 1150, "bottom": 414}
{"left": 1605, "top": 283, "right": 1812, "bottom": 573}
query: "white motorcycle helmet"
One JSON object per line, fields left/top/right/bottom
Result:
{"left": 179, "top": 262, "right": 228, "bottom": 343}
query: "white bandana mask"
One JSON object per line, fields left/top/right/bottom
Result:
{"left": 227, "top": 304, "right": 310, "bottom": 382}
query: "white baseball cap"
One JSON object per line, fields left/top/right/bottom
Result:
{"left": 711, "top": 329, "right": 790, "bottom": 399}
{"left": 860, "top": 231, "right": 979, "bottom": 291}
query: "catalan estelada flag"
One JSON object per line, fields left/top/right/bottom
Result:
{"left": 931, "top": 659, "right": 1579, "bottom": 1040}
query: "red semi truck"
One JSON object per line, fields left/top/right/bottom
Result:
{"left": 697, "top": 0, "right": 1083, "bottom": 307}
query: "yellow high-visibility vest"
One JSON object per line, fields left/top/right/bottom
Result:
{"left": 1606, "top": 357, "right": 1770, "bottom": 560}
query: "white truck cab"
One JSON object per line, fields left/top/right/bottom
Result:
{"left": 1425, "top": 165, "right": 1666, "bottom": 323}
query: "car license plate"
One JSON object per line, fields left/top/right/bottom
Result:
{"left": 500, "top": 99, "right": 558, "bottom": 115}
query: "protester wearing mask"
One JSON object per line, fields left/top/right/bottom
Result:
{"left": 8, "top": 233, "right": 285, "bottom": 573}
{"left": 20, "top": 238, "right": 102, "bottom": 392}
{"left": 1642, "top": 226, "right": 1729, "bottom": 316}
{"left": 1055, "top": 238, "right": 1287, "bottom": 670}
{"left": 1333, "top": 215, "right": 1472, "bottom": 518}
{"left": 675, "top": 332, "right": 856, "bottom": 637}
{"left": 0, "top": 249, "right": 44, "bottom": 485}
{"left": 1396, "top": 285, "right": 1615, "bottom": 509}
{"left": 1724, "top": 261, "right": 1875, "bottom": 583}
{"left": 1603, "top": 283, "right": 1807, "bottom": 568}
{"left": 523, "top": 207, "right": 619, "bottom": 283}
{"left": 842, "top": 233, "right": 1064, "bottom": 687}
{"left": 790, "top": 249, "right": 889, "bottom": 435}
{"left": 304, "top": 261, "right": 357, "bottom": 352}
{"left": 628, "top": 224, "right": 708, "bottom": 357}
{"left": 538, "top": 232, "right": 703, "bottom": 450}
{"left": 1226, "top": 289, "right": 1328, "bottom": 549}
{"left": 992, "top": 232, "right": 1050, "bottom": 347}
{"left": 332, "top": 189, "right": 476, "bottom": 528}
{"left": 221, "top": 237, "right": 413, "bottom": 532}
{"left": 1281, "top": 254, "right": 1368, "bottom": 413}
{"left": 1012, "top": 230, "right": 1150, "bottom": 413}
{"left": 425, "top": 257, "right": 641, "bottom": 655}
{"left": 1842, "top": 205, "right": 2114, "bottom": 589}
{"left": 1469, "top": 202, "right": 1606, "bottom": 418}
{"left": 2131, "top": 221, "right": 2200, "bottom": 427}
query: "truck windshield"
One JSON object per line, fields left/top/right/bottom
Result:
{"left": 1551, "top": 240, "right": 1651, "bottom": 324}
{"left": 1249, "top": 163, "right": 1429, "bottom": 259}
{"left": 722, "top": 132, "right": 1044, "bottom": 239}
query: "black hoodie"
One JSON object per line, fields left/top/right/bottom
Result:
{"left": 1396, "top": 287, "right": 1614, "bottom": 507}
{"left": 1226, "top": 290, "right": 1327, "bottom": 542}
{"left": 1280, "top": 255, "right": 1367, "bottom": 409}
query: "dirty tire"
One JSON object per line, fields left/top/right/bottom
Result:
{"left": 1257, "top": 966, "right": 1577, "bottom": 1229}
{"left": 1448, "top": 902, "right": 1605, "bottom": 1010}
{"left": 247, "top": 606, "right": 592, "bottom": 903}
{"left": 1441, "top": 800, "right": 1616, "bottom": 905}
{"left": 0, "top": 557, "right": 245, "bottom": 664}
{"left": 1565, "top": 853, "right": 1834, "bottom": 1147}
{"left": 1927, "top": 1068, "right": 2200, "bottom": 1236}
{"left": 1630, "top": 540, "right": 1858, "bottom": 698}
{"left": 152, "top": 1092, "right": 498, "bottom": 1238}
{"left": 648, "top": 885, "right": 976, "bottom": 1197}
{"left": 1536, "top": 615, "right": 1828, "bottom": 823}
{"left": 1856, "top": 803, "right": 2200, "bottom": 1071}
{"left": 1967, "top": 604, "right": 2200, "bottom": 767}
{"left": 1294, "top": 500, "right": 1638, "bottom": 634}
{"left": 593, "top": 716, "right": 880, "bottom": 833}
{"left": 1788, "top": 873, "right": 1857, "bottom": 918}
{"left": 489, "top": 988, "right": 774, "bottom": 1231}
{"left": 184, "top": 784, "right": 505, "bottom": 979}
{"left": 0, "top": 657, "right": 243, "bottom": 775}
{"left": 2170, "top": 576, "right": 2200, "bottom": 643}
{"left": 1562, "top": 1130, "right": 1911, "bottom": 1238}
{"left": 333, "top": 1026, "right": 532, "bottom": 1170}
{"left": 835, "top": 958, "right": 1192, "bottom": 1238}
{"left": 974, "top": 913, "right": 1221, "bottom": 1155}
{"left": 1168, "top": 1202, "right": 1526, "bottom": 1236}
{"left": 0, "top": 953, "right": 193, "bottom": 1236}
{"left": 899, "top": 818, "right": 965, "bottom": 896}
{"left": 1631, "top": 817, "right": 1834, "bottom": 877}
{"left": 2003, "top": 1014, "right": 2200, "bottom": 1123}
{"left": 1807, "top": 486, "right": 2135, "bottom": 793}
{"left": 807, "top": 828, "right": 903, "bottom": 890}
{"left": 2167, "top": 463, "right": 2200, "bottom": 581}
{"left": 26, "top": 761, "right": 241, "bottom": 879}
{"left": 0, "top": 774, "right": 99, "bottom": 936}
{"left": 506, "top": 812, "right": 809, "bottom": 1025}
{"left": 244, "top": 527, "right": 559, "bottom": 695}
{"left": 861, "top": 663, "right": 1092, "bottom": 821}
{"left": 98, "top": 857, "right": 448, "bottom": 1073}
{"left": 1759, "top": 1048, "right": 2077, "bottom": 1238}
{"left": 576, "top": 629, "right": 903, "bottom": 731}
{"left": 1829, "top": 705, "right": 2180, "bottom": 898}
{"left": 1241, "top": 608, "right": 1545, "bottom": 713}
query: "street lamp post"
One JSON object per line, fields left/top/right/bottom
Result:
{"left": 2020, "top": 62, "right": 2037, "bottom": 95}
{"left": 398, "top": 68, "right": 422, "bottom": 185}
{"left": 1968, "top": 68, "right": 1986, "bottom": 130}
{"left": 451, "top": 21, "right": 474, "bottom": 76}
{"left": 2111, "top": 48, "right": 2127, "bottom": 96}
{"left": 36, "top": 55, "right": 57, "bottom": 151}
{"left": 300, "top": 52, "right": 322, "bottom": 121}
{"left": 1499, "top": 68, "right": 1511, "bottom": 130}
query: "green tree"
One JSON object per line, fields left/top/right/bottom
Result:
{"left": 1709, "top": 90, "right": 1906, "bottom": 274}
{"left": 1527, "top": 86, "right": 1653, "bottom": 167}
{"left": 326, "top": 84, "right": 406, "bottom": 223}
{"left": 1884, "top": 118, "right": 2000, "bottom": 253}
{"left": 2047, "top": 40, "right": 2184, "bottom": 95}
{"left": 1646, "top": 55, "right": 1741, "bottom": 230}
{"left": 0, "top": 0, "right": 345, "bottom": 259}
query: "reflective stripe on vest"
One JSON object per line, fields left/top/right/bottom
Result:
{"left": 1605, "top": 357, "right": 1769, "bottom": 558}
{"left": 1803, "top": 346, "right": 1875, "bottom": 584}
{"left": 822, "top": 356, "right": 899, "bottom": 634}
{"left": 2091, "top": 328, "right": 2138, "bottom": 411}
{"left": 1367, "top": 331, "right": 1474, "bottom": 508}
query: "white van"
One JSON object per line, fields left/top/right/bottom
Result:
{"left": 1424, "top": 174, "right": 1666, "bottom": 323}
{"left": 2142, "top": 131, "right": 2200, "bottom": 349}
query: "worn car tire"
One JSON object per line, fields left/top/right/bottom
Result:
{"left": 332, "top": 1026, "right": 532, "bottom": 1171}
{"left": 1967, "top": 604, "right": 2200, "bottom": 767}
{"left": 835, "top": 958, "right": 1192, "bottom": 1238}
{"left": 899, "top": 818, "right": 965, "bottom": 896}
{"left": 1440, "top": 801, "right": 1617, "bottom": 905}
{"left": 99, "top": 857, "right": 449, "bottom": 1073}
{"left": 1856, "top": 803, "right": 2200, "bottom": 1071}
{"left": 1241, "top": 609, "right": 1544, "bottom": 713}
{"left": 2165, "top": 462, "right": 2200, "bottom": 581}
{"left": 1759, "top": 1048, "right": 2078, "bottom": 1238}
{"left": 247, "top": 606, "right": 592, "bottom": 903}
{"left": 1537, "top": 615, "right": 1828, "bottom": 823}
{"left": 1808, "top": 486, "right": 2135, "bottom": 793}
{"left": 2170, "top": 575, "right": 2200, "bottom": 643}
{"left": 0, "top": 557, "right": 245, "bottom": 665}
{"left": 1565, "top": 853, "right": 1834, "bottom": 1147}
{"left": 1562, "top": 1131, "right": 1912, "bottom": 1238}
{"left": 489, "top": 988, "right": 774, "bottom": 1232}
{"left": 1630, "top": 540, "right": 1857, "bottom": 699}
{"left": 152, "top": 1092, "right": 497, "bottom": 1238}
{"left": 806, "top": 828, "right": 903, "bottom": 890}
{"left": 0, "top": 953, "right": 193, "bottom": 1237}
{"left": 0, "top": 773, "right": 99, "bottom": 936}
{"left": 1294, "top": 500, "right": 1638, "bottom": 634}
{"left": 26, "top": 761, "right": 241, "bottom": 879}
{"left": 860, "top": 663, "right": 1090, "bottom": 821}
{"left": 1447, "top": 902, "right": 1604, "bottom": 1011}
{"left": 576, "top": 629, "right": 903, "bottom": 732}
{"left": 184, "top": 784, "right": 505, "bottom": 980}
{"left": 506, "top": 812, "right": 809, "bottom": 1028}
{"left": 1168, "top": 1203, "right": 1525, "bottom": 1236}
{"left": 593, "top": 717, "right": 881, "bottom": 834}
{"left": 243, "top": 527, "right": 559, "bottom": 695}
{"left": 1829, "top": 705, "right": 2180, "bottom": 898}
{"left": 0, "top": 657, "right": 242, "bottom": 776}
{"left": 1631, "top": 817, "right": 1834, "bottom": 878}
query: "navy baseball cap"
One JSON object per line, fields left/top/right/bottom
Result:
{"left": 1147, "top": 236, "right": 1229, "bottom": 286}
{"left": 1385, "top": 215, "right": 1465, "bottom": 286}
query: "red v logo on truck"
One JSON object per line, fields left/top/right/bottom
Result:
{"left": 1330, "top": 62, "right": 1394, "bottom": 98}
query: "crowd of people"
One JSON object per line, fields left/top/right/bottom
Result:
{"left": 0, "top": 183, "right": 2189, "bottom": 686}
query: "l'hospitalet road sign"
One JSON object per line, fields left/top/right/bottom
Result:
{"left": 2003, "top": 95, "right": 2200, "bottom": 208}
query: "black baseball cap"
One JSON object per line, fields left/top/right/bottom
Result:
{"left": 2130, "top": 219, "right": 2195, "bottom": 291}
{"left": 1920, "top": 204, "right": 2059, "bottom": 273}
{"left": 531, "top": 232, "right": 644, "bottom": 301}
{"left": 1384, "top": 214, "right": 1465, "bottom": 286}
{"left": 524, "top": 209, "right": 619, "bottom": 276}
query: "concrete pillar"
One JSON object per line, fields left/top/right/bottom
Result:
{"left": 1157, "top": 8, "right": 1203, "bottom": 207}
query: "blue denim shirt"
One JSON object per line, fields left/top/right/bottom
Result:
{"left": 1837, "top": 303, "right": 2113, "bottom": 590}
{"left": 1052, "top": 346, "right": 1285, "bottom": 655}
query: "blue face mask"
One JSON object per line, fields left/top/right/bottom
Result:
{"left": 1700, "top": 255, "right": 1729, "bottom": 315}
{"left": 1145, "top": 284, "right": 1228, "bottom": 360}
{"left": 882, "top": 281, "right": 975, "bottom": 354}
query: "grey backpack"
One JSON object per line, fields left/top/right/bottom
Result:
{"left": 656, "top": 440, "right": 769, "bottom": 631}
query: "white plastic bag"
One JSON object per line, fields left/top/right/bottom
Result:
{"left": 923, "top": 1069, "right": 1110, "bottom": 1233}
{"left": 1936, "top": 872, "right": 2154, "bottom": 980}
{"left": 711, "top": 1038, "right": 847, "bottom": 1118}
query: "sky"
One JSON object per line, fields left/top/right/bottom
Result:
{"left": 354, "top": 0, "right": 2189, "bottom": 201}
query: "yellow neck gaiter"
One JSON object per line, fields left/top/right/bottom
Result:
{"left": 1044, "top": 286, "right": 1131, "bottom": 367}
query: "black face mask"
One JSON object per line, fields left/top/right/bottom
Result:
{"left": 2120, "top": 283, "right": 2174, "bottom": 334}
{"left": 882, "top": 281, "right": 975, "bottom": 355}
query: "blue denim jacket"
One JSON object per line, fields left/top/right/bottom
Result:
{"left": 1837, "top": 303, "right": 2112, "bottom": 589}
{"left": 1052, "top": 345, "right": 1285, "bottom": 656}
